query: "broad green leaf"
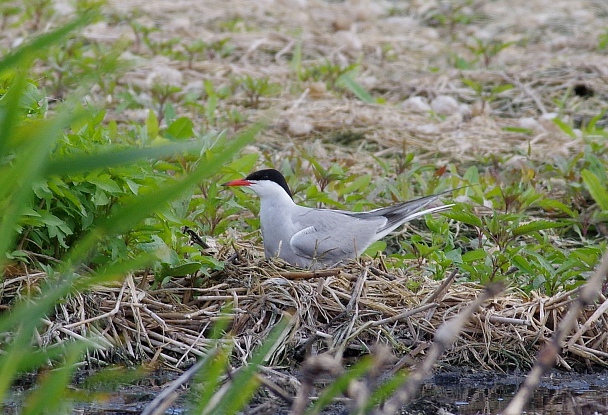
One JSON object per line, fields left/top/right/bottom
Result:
{"left": 146, "top": 109, "right": 159, "bottom": 139}
{"left": 340, "top": 174, "right": 371, "bottom": 196}
{"left": 537, "top": 198, "right": 575, "bottom": 217}
{"left": 363, "top": 240, "right": 387, "bottom": 257}
{"left": 166, "top": 117, "right": 194, "bottom": 140}
{"left": 462, "top": 249, "right": 487, "bottom": 262}
{"left": 512, "top": 254, "right": 535, "bottom": 275}
{"left": 88, "top": 174, "right": 123, "bottom": 193}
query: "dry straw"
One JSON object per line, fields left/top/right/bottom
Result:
{"left": 7, "top": 248, "right": 606, "bottom": 372}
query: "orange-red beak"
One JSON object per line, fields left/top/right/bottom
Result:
{"left": 222, "top": 178, "right": 252, "bottom": 187}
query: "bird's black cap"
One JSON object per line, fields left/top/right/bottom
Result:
{"left": 246, "top": 169, "right": 293, "bottom": 199}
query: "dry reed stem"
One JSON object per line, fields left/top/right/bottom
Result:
{"left": 5, "top": 253, "right": 608, "bottom": 372}
{"left": 3, "top": 249, "right": 605, "bottom": 412}
{"left": 502, "top": 249, "right": 608, "bottom": 415}
{"left": 373, "top": 282, "right": 505, "bottom": 415}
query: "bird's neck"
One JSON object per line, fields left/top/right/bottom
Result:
{"left": 259, "top": 191, "right": 296, "bottom": 210}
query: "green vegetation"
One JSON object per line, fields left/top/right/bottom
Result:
{"left": 0, "top": 0, "right": 607, "bottom": 413}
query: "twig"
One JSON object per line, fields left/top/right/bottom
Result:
{"left": 371, "top": 303, "right": 437, "bottom": 327}
{"left": 256, "top": 373, "right": 294, "bottom": 405}
{"left": 141, "top": 358, "right": 205, "bottom": 415}
{"left": 62, "top": 281, "right": 127, "bottom": 329}
{"left": 182, "top": 226, "right": 209, "bottom": 249}
{"left": 501, "top": 72, "right": 547, "bottom": 115}
{"left": 565, "top": 296, "right": 608, "bottom": 347}
{"left": 423, "top": 269, "right": 457, "bottom": 305}
{"left": 278, "top": 268, "right": 341, "bottom": 280}
{"left": 486, "top": 314, "right": 530, "bottom": 326}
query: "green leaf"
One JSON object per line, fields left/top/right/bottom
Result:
{"left": 146, "top": 109, "right": 159, "bottom": 139}
{"left": 512, "top": 220, "right": 567, "bottom": 237}
{"left": 443, "top": 210, "right": 483, "bottom": 227}
{"left": 363, "top": 240, "right": 387, "bottom": 257}
{"left": 552, "top": 117, "right": 576, "bottom": 138}
{"left": 582, "top": 169, "right": 608, "bottom": 211}
{"left": 537, "top": 199, "right": 575, "bottom": 217}
{"left": 340, "top": 174, "right": 371, "bottom": 196}
{"left": 88, "top": 174, "right": 123, "bottom": 193}
{"left": 512, "top": 254, "right": 535, "bottom": 275}
{"left": 161, "top": 261, "right": 204, "bottom": 278}
{"left": 166, "top": 117, "right": 194, "bottom": 140}
{"left": 462, "top": 249, "right": 487, "bottom": 262}
{"left": 337, "top": 73, "right": 375, "bottom": 103}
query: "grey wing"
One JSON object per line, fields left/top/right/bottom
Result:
{"left": 289, "top": 210, "right": 385, "bottom": 263}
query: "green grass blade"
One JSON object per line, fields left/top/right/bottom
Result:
{"left": 305, "top": 355, "right": 375, "bottom": 415}
{"left": 582, "top": 169, "right": 608, "bottom": 211}
{"left": 45, "top": 141, "right": 206, "bottom": 176}
{"left": 0, "top": 74, "right": 27, "bottom": 157}
{"left": 218, "top": 318, "right": 290, "bottom": 414}
{"left": 193, "top": 343, "right": 234, "bottom": 414}
{"left": 189, "top": 314, "right": 233, "bottom": 412}
{"left": 337, "top": 73, "right": 375, "bottom": 103}
{"left": 22, "top": 341, "right": 88, "bottom": 415}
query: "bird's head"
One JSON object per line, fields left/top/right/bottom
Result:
{"left": 222, "top": 169, "right": 293, "bottom": 200}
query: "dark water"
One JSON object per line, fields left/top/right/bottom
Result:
{"left": 4, "top": 369, "right": 608, "bottom": 414}
{"left": 413, "top": 370, "right": 608, "bottom": 415}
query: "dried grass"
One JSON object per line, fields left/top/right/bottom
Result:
{"left": 6, "top": 250, "right": 606, "bottom": 372}
{"left": 95, "top": 0, "right": 608, "bottom": 166}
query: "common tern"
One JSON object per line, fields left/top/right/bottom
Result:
{"left": 223, "top": 169, "right": 454, "bottom": 269}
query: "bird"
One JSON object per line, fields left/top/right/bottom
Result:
{"left": 223, "top": 169, "right": 454, "bottom": 269}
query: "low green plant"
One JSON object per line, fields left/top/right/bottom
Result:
{"left": 425, "top": 0, "right": 481, "bottom": 38}
{"left": 461, "top": 77, "right": 514, "bottom": 112}
{"left": 0, "top": 12, "right": 260, "bottom": 413}
{"left": 598, "top": 29, "right": 608, "bottom": 50}
{"left": 234, "top": 75, "right": 282, "bottom": 108}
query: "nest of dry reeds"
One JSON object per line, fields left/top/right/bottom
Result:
{"left": 7, "top": 246, "right": 606, "bottom": 372}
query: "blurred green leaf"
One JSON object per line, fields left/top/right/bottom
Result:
{"left": 582, "top": 169, "right": 608, "bottom": 211}
{"left": 166, "top": 117, "right": 194, "bottom": 140}
{"left": 337, "top": 73, "right": 375, "bottom": 103}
